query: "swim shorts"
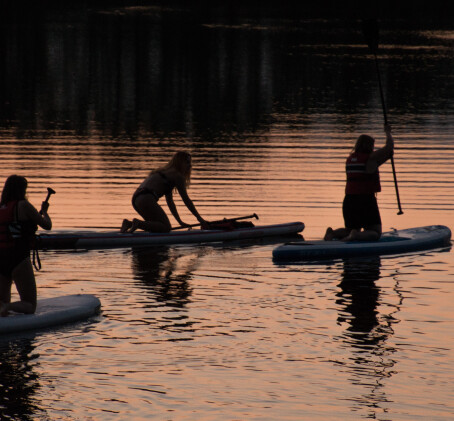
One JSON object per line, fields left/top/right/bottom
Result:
{"left": 0, "top": 247, "right": 30, "bottom": 278}
{"left": 342, "top": 194, "right": 381, "bottom": 230}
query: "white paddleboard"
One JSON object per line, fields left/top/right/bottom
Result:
{"left": 38, "top": 221, "right": 305, "bottom": 249}
{"left": 0, "top": 294, "right": 101, "bottom": 334}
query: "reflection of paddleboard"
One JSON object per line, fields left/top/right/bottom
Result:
{"left": 273, "top": 225, "right": 452, "bottom": 262}
{"left": 0, "top": 294, "right": 101, "bottom": 334}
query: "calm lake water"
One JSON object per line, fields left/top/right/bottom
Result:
{"left": 1, "top": 4, "right": 454, "bottom": 420}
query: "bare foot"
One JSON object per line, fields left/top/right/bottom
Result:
{"left": 0, "top": 301, "right": 9, "bottom": 317}
{"left": 129, "top": 218, "right": 141, "bottom": 233}
{"left": 324, "top": 227, "right": 334, "bottom": 241}
{"left": 120, "top": 219, "right": 132, "bottom": 233}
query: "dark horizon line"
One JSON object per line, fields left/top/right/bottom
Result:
{"left": 2, "top": 0, "right": 453, "bottom": 21}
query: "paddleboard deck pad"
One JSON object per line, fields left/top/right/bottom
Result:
{"left": 273, "top": 225, "right": 451, "bottom": 262}
{"left": 38, "top": 222, "right": 305, "bottom": 250}
{"left": 0, "top": 294, "right": 101, "bottom": 334}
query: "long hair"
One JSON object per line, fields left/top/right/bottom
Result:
{"left": 354, "top": 134, "right": 375, "bottom": 154}
{"left": 151, "top": 152, "right": 192, "bottom": 188}
{"left": 1, "top": 175, "right": 28, "bottom": 205}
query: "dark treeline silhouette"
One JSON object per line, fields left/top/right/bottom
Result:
{"left": 2, "top": 0, "right": 453, "bottom": 21}
{"left": 1, "top": 1, "right": 452, "bottom": 139}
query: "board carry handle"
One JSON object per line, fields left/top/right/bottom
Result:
{"left": 171, "top": 213, "right": 259, "bottom": 231}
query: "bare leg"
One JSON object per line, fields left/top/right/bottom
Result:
{"left": 131, "top": 195, "right": 172, "bottom": 233}
{"left": 324, "top": 227, "right": 351, "bottom": 241}
{"left": 6, "top": 258, "right": 37, "bottom": 314}
{"left": 0, "top": 302, "right": 8, "bottom": 317}
{"left": 345, "top": 225, "right": 381, "bottom": 241}
{"left": 0, "top": 274, "right": 12, "bottom": 317}
{"left": 129, "top": 218, "right": 170, "bottom": 233}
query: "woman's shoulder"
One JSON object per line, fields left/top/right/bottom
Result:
{"left": 162, "top": 168, "right": 184, "bottom": 182}
{"left": 17, "top": 199, "right": 38, "bottom": 217}
{"left": 17, "top": 198, "right": 32, "bottom": 208}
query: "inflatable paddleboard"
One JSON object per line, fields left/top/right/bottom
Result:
{"left": 273, "top": 225, "right": 451, "bottom": 262}
{"left": 0, "top": 294, "right": 101, "bottom": 334}
{"left": 38, "top": 222, "right": 304, "bottom": 250}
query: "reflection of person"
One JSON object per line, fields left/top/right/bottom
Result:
{"left": 336, "top": 257, "right": 381, "bottom": 341}
{"left": 0, "top": 175, "right": 52, "bottom": 316}
{"left": 325, "top": 125, "right": 394, "bottom": 241}
{"left": 336, "top": 257, "right": 399, "bottom": 412}
{"left": 121, "top": 151, "right": 208, "bottom": 233}
{"left": 0, "top": 338, "right": 39, "bottom": 418}
{"left": 131, "top": 246, "right": 196, "bottom": 306}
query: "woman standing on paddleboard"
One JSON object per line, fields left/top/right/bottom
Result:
{"left": 121, "top": 151, "right": 208, "bottom": 233}
{"left": 325, "top": 124, "right": 394, "bottom": 241}
{"left": 0, "top": 175, "right": 52, "bottom": 316}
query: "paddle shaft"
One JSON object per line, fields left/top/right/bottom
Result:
{"left": 364, "top": 20, "right": 403, "bottom": 215}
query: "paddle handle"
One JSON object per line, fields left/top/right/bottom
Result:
{"left": 40, "top": 187, "right": 56, "bottom": 214}
{"left": 44, "top": 187, "right": 56, "bottom": 204}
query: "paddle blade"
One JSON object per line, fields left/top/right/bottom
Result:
{"left": 362, "top": 18, "right": 379, "bottom": 54}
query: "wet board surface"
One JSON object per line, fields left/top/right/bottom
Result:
{"left": 273, "top": 225, "right": 452, "bottom": 262}
{"left": 0, "top": 294, "right": 101, "bottom": 334}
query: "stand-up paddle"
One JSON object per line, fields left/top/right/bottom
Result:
{"left": 362, "top": 18, "right": 403, "bottom": 215}
{"left": 33, "top": 187, "right": 55, "bottom": 270}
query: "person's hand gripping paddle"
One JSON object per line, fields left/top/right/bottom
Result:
{"left": 40, "top": 187, "right": 55, "bottom": 214}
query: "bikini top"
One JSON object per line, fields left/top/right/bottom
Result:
{"left": 156, "top": 171, "right": 174, "bottom": 195}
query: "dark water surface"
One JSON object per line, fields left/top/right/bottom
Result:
{"left": 1, "top": 5, "right": 453, "bottom": 420}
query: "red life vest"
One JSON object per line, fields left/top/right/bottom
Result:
{"left": 0, "top": 200, "right": 17, "bottom": 249}
{"left": 345, "top": 152, "right": 381, "bottom": 194}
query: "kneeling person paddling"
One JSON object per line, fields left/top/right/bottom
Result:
{"left": 325, "top": 124, "right": 394, "bottom": 241}
{"left": 0, "top": 175, "right": 53, "bottom": 316}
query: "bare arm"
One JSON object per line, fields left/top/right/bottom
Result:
{"left": 366, "top": 124, "right": 394, "bottom": 173}
{"left": 165, "top": 192, "right": 187, "bottom": 227}
{"left": 175, "top": 178, "right": 206, "bottom": 224}
{"left": 19, "top": 200, "right": 52, "bottom": 230}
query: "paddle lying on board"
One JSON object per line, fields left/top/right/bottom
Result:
{"left": 171, "top": 213, "right": 260, "bottom": 231}
{"left": 362, "top": 19, "right": 404, "bottom": 215}
{"left": 82, "top": 214, "right": 260, "bottom": 231}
